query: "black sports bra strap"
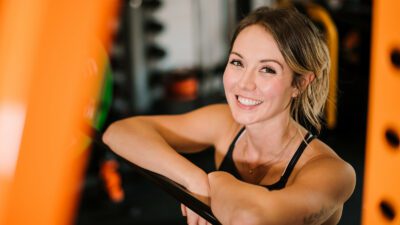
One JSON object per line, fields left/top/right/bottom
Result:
{"left": 218, "top": 127, "right": 246, "bottom": 179}
{"left": 279, "top": 132, "right": 316, "bottom": 184}
{"left": 231, "top": 127, "right": 246, "bottom": 148}
{"left": 226, "top": 127, "right": 246, "bottom": 158}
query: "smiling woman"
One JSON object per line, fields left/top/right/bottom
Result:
{"left": 103, "top": 6, "right": 355, "bottom": 225}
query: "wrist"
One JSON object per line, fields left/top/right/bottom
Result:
{"left": 184, "top": 170, "right": 210, "bottom": 204}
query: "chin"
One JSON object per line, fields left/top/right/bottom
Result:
{"left": 230, "top": 107, "right": 261, "bottom": 125}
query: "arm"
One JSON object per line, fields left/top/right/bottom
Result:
{"left": 102, "top": 104, "right": 234, "bottom": 195}
{"left": 208, "top": 157, "right": 356, "bottom": 225}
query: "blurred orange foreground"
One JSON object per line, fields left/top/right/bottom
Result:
{"left": 0, "top": 1, "right": 119, "bottom": 225}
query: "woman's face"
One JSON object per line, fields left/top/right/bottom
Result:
{"left": 223, "top": 24, "right": 297, "bottom": 125}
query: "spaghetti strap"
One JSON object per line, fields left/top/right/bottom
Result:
{"left": 218, "top": 127, "right": 245, "bottom": 179}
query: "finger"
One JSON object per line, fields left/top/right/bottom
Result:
{"left": 181, "top": 204, "right": 187, "bottom": 216}
{"left": 186, "top": 208, "right": 199, "bottom": 225}
{"left": 186, "top": 213, "right": 197, "bottom": 225}
{"left": 198, "top": 217, "right": 207, "bottom": 225}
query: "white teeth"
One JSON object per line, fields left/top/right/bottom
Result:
{"left": 237, "top": 96, "right": 263, "bottom": 106}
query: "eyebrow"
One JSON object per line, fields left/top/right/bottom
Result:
{"left": 230, "top": 51, "right": 284, "bottom": 70}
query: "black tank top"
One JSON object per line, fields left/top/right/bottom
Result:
{"left": 218, "top": 127, "right": 316, "bottom": 191}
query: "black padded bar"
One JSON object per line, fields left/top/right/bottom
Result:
{"left": 91, "top": 130, "right": 222, "bottom": 225}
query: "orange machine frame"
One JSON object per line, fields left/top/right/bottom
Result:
{"left": 363, "top": 0, "right": 400, "bottom": 224}
{"left": 0, "top": 1, "right": 119, "bottom": 225}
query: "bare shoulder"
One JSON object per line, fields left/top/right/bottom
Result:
{"left": 195, "top": 104, "right": 241, "bottom": 167}
{"left": 179, "top": 103, "right": 238, "bottom": 146}
{"left": 192, "top": 103, "right": 232, "bottom": 119}
{"left": 197, "top": 104, "right": 240, "bottom": 144}
{"left": 185, "top": 103, "right": 235, "bottom": 133}
{"left": 295, "top": 139, "right": 356, "bottom": 203}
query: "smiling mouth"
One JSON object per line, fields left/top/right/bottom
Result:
{"left": 236, "top": 95, "right": 263, "bottom": 106}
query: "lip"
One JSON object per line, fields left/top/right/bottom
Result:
{"left": 235, "top": 95, "right": 263, "bottom": 110}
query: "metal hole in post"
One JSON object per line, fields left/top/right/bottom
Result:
{"left": 379, "top": 200, "right": 396, "bottom": 221}
{"left": 385, "top": 128, "right": 400, "bottom": 149}
{"left": 390, "top": 49, "right": 400, "bottom": 69}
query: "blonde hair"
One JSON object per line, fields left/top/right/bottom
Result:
{"left": 230, "top": 6, "right": 330, "bottom": 133}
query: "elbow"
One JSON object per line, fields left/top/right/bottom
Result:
{"left": 102, "top": 117, "right": 145, "bottom": 152}
{"left": 102, "top": 121, "right": 118, "bottom": 146}
{"left": 102, "top": 119, "right": 130, "bottom": 149}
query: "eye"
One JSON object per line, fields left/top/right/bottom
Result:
{"left": 229, "top": 59, "right": 243, "bottom": 67}
{"left": 260, "top": 66, "right": 276, "bottom": 74}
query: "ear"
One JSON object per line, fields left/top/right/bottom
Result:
{"left": 301, "top": 72, "right": 315, "bottom": 88}
{"left": 291, "top": 87, "right": 300, "bottom": 98}
{"left": 292, "top": 72, "right": 315, "bottom": 98}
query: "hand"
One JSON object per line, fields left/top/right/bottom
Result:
{"left": 181, "top": 204, "right": 212, "bottom": 225}
{"left": 181, "top": 172, "right": 211, "bottom": 225}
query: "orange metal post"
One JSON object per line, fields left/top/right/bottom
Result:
{"left": 0, "top": 1, "right": 119, "bottom": 225}
{"left": 363, "top": 0, "right": 400, "bottom": 224}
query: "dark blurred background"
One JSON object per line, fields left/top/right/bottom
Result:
{"left": 75, "top": 0, "right": 371, "bottom": 224}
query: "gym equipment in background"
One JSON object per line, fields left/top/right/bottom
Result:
{"left": 93, "top": 62, "right": 113, "bottom": 131}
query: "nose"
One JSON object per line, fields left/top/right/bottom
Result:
{"left": 238, "top": 69, "right": 256, "bottom": 91}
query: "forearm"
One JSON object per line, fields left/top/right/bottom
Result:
{"left": 208, "top": 172, "right": 338, "bottom": 225}
{"left": 102, "top": 117, "right": 207, "bottom": 190}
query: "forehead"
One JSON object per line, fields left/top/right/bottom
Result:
{"left": 231, "top": 24, "right": 285, "bottom": 63}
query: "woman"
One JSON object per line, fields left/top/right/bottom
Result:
{"left": 103, "top": 6, "right": 356, "bottom": 225}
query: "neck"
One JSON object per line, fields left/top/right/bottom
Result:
{"left": 243, "top": 115, "right": 300, "bottom": 164}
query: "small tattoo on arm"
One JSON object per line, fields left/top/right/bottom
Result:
{"left": 303, "top": 206, "right": 330, "bottom": 225}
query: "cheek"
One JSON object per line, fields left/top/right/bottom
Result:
{"left": 258, "top": 79, "right": 290, "bottom": 99}
{"left": 222, "top": 68, "right": 236, "bottom": 90}
{"left": 222, "top": 74, "right": 229, "bottom": 91}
